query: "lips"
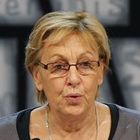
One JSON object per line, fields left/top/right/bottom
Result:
{"left": 64, "top": 93, "right": 82, "bottom": 104}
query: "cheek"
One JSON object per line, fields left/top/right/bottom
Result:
{"left": 97, "top": 63, "right": 104, "bottom": 85}
{"left": 82, "top": 75, "right": 99, "bottom": 98}
{"left": 43, "top": 77, "right": 65, "bottom": 100}
{"left": 84, "top": 76, "right": 98, "bottom": 90}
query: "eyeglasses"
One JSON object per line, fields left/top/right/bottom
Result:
{"left": 38, "top": 60, "right": 100, "bottom": 77}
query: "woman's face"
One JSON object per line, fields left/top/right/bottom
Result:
{"left": 33, "top": 34, "right": 104, "bottom": 116}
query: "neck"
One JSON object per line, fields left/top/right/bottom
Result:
{"left": 46, "top": 103, "right": 98, "bottom": 138}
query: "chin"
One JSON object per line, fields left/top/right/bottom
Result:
{"left": 60, "top": 104, "right": 87, "bottom": 116}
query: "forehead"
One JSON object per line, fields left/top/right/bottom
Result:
{"left": 41, "top": 34, "right": 99, "bottom": 60}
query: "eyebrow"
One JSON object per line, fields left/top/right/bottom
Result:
{"left": 48, "top": 51, "right": 97, "bottom": 61}
{"left": 48, "top": 54, "right": 67, "bottom": 60}
{"left": 78, "top": 51, "right": 97, "bottom": 58}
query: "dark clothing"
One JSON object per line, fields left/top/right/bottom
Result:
{"left": 0, "top": 104, "right": 140, "bottom": 140}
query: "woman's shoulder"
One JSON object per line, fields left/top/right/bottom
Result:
{"left": 0, "top": 108, "right": 33, "bottom": 127}
{"left": 0, "top": 108, "right": 34, "bottom": 140}
{"left": 116, "top": 104, "right": 140, "bottom": 119}
{"left": 0, "top": 112, "right": 20, "bottom": 140}
{"left": 111, "top": 104, "right": 140, "bottom": 140}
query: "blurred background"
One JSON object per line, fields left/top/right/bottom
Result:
{"left": 0, "top": 0, "right": 140, "bottom": 117}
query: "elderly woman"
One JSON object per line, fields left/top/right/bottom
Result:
{"left": 0, "top": 11, "right": 140, "bottom": 140}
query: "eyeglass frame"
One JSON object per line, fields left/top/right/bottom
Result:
{"left": 37, "top": 60, "right": 100, "bottom": 76}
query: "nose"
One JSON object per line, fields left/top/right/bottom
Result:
{"left": 66, "top": 66, "right": 81, "bottom": 87}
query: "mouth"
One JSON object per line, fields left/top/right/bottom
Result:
{"left": 64, "top": 93, "right": 82, "bottom": 104}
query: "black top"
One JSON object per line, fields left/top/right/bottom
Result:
{"left": 17, "top": 104, "right": 119, "bottom": 140}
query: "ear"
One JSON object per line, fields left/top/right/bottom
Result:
{"left": 32, "top": 67, "right": 43, "bottom": 91}
{"left": 97, "top": 62, "right": 104, "bottom": 85}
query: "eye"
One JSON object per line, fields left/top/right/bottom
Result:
{"left": 78, "top": 61, "right": 93, "bottom": 69}
{"left": 50, "top": 63, "right": 68, "bottom": 73}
